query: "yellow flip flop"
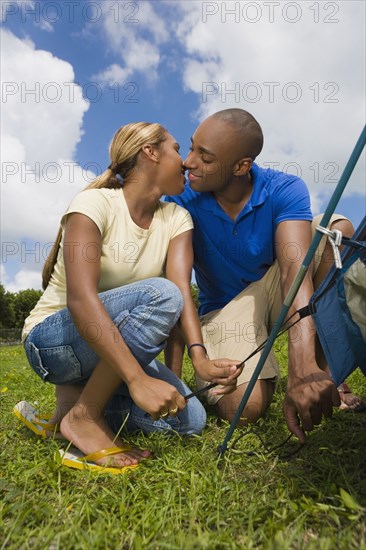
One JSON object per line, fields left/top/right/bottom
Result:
{"left": 13, "top": 400, "right": 59, "bottom": 438}
{"left": 57, "top": 446, "right": 139, "bottom": 475}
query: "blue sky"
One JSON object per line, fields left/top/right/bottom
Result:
{"left": 1, "top": 0, "right": 365, "bottom": 291}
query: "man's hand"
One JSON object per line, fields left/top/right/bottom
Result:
{"left": 193, "top": 358, "right": 243, "bottom": 395}
{"left": 283, "top": 364, "right": 341, "bottom": 442}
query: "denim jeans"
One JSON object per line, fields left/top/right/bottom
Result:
{"left": 106, "top": 359, "right": 206, "bottom": 436}
{"left": 24, "top": 278, "right": 206, "bottom": 436}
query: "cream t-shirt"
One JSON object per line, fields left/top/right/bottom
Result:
{"left": 22, "top": 188, "right": 193, "bottom": 339}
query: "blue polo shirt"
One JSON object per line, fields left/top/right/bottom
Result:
{"left": 166, "top": 163, "right": 312, "bottom": 316}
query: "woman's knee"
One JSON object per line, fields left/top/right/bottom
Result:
{"left": 148, "top": 278, "right": 184, "bottom": 314}
{"left": 102, "top": 277, "right": 183, "bottom": 325}
{"left": 111, "top": 279, "right": 184, "bottom": 358}
{"left": 180, "top": 399, "right": 207, "bottom": 435}
{"left": 144, "top": 360, "right": 207, "bottom": 435}
{"left": 145, "top": 278, "right": 184, "bottom": 331}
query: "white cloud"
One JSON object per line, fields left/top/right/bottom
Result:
{"left": 130, "top": 1, "right": 169, "bottom": 43}
{"left": 183, "top": 59, "right": 224, "bottom": 94}
{"left": 92, "top": 0, "right": 169, "bottom": 83}
{"left": 34, "top": 18, "right": 54, "bottom": 33}
{"left": 1, "top": 28, "right": 91, "bottom": 290}
{"left": 173, "top": 1, "right": 366, "bottom": 208}
{"left": 92, "top": 63, "right": 132, "bottom": 86}
{"left": 1, "top": 264, "right": 42, "bottom": 293}
{"left": 1, "top": 264, "right": 7, "bottom": 284}
{"left": 1, "top": 29, "right": 88, "bottom": 165}
{"left": 1, "top": 0, "right": 54, "bottom": 32}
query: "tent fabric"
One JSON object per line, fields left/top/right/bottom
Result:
{"left": 344, "top": 257, "right": 366, "bottom": 341}
{"left": 310, "top": 216, "right": 366, "bottom": 386}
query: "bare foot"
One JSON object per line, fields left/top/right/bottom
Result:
{"left": 41, "top": 423, "right": 65, "bottom": 440}
{"left": 338, "top": 383, "right": 366, "bottom": 412}
{"left": 60, "top": 404, "right": 151, "bottom": 467}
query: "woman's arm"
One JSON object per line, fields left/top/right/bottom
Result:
{"left": 63, "top": 212, "right": 186, "bottom": 418}
{"left": 165, "top": 230, "right": 241, "bottom": 395}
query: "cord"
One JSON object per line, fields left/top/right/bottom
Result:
{"left": 228, "top": 426, "right": 305, "bottom": 460}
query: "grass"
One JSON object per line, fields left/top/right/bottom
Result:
{"left": 1, "top": 340, "right": 366, "bottom": 549}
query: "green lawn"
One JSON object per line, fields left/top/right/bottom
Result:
{"left": 1, "top": 342, "right": 366, "bottom": 550}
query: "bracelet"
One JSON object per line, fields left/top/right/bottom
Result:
{"left": 187, "top": 343, "right": 208, "bottom": 358}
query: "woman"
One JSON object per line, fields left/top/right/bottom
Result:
{"left": 21, "top": 122, "right": 241, "bottom": 472}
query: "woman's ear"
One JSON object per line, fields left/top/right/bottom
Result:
{"left": 233, "top": 157, "right": 253, "bottom": 176}
{"left": 141, "top": 143, "right": 159, "bottom": 163}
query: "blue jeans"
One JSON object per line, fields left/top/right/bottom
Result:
{"left": 24, "top": 278, "right": 206, "bottom": 436}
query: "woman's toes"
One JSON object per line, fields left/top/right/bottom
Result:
{"left": 140, "top": 449, "right": 152, "bottom": 458}
{"left": 128, "top": 448, "right": 151, "bottom": 461}
{"left": 123, "top": 451, "right": 144, "bottom": 464}
{"left": 116, "top": 456, "right": 135, "bottom": 467}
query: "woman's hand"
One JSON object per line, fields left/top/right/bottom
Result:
{"left": 193, "top": 357, "right": 243, "bottom": 395}
{"left": 128, "top": 373, "right": 187, "bottom": 420}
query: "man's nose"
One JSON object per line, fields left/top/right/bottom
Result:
{"left": 183, "top": 150, "right": 194, "bottom": 167}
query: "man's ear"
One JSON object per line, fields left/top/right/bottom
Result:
{"left": 233, "top": 157, "right": 253, "bottom": 176}
{"left": 141, "top": 143, "right": 159, "bottom": 163}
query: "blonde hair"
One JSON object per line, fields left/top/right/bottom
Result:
{"left": 42, "top": 122, "right": 167, "bottom": 289}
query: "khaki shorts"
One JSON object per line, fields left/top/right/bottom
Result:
{"left": 197, "top": 214, "right": 348, "bottom": 404}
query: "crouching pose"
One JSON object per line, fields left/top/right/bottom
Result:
{"left": 166, "top": 109, "right": 360, "bottom": 442}
{"left": 22, "top": 122, "right": 241, "bottom": 471}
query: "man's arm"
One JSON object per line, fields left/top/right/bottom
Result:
{"left": 275, "top": 220, "right": 340, "bottom": 442}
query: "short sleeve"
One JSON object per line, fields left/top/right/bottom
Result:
{"left": 60, "top": 189, "right": 110, "bottom": 235}
{"left": 168, "top": 203, "right": 194, "bottom": 240}
{"left": 273, "top": 177, "right": 313, "bottom": 225}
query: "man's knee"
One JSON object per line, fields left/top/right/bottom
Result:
{"left": 215, "top": 380, "right": 274, "bottom": 425}
{"left": 330, "top": 218, "right": 354, "bottom": 238}
{"left": 315, "top": 217, "right": 355, "bottom": 287}
{"left": 216, "top": 395, "right": 266, "bottom": 425}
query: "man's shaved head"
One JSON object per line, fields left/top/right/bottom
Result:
{"left": 209, "top": 109, "right": 264, "bottom": 159}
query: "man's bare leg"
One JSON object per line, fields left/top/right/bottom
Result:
{"left": 164, "top": 325, "right": 185, "bottom": 378}
{"left": 215, "top": 379, "right": 275, "bottom": 426}
{"left": 313, "top": 218, "right": 354, "bottom": 287}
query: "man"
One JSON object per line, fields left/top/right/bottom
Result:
{"left": 166, "top": 108, "right": 360, "bottom": 442}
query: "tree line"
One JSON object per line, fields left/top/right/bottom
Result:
{"left": 0, "top": 283, "right": 200, "bottom": 330}
{"left": 0, "top": 284, "right": 42, "bottom": 330}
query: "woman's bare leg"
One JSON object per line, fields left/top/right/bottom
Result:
{"left": 60, "top": 360, "right": 151, "bottom": 467}
{"left": 39, "top": 384, "right": 84, "bottom": 438}
{"left": 48, "top": 384, "right": 84, "bottom": 423}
